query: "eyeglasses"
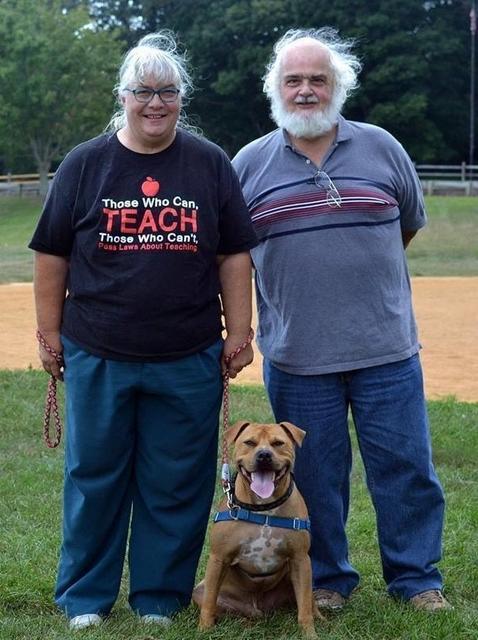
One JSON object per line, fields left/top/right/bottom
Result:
{"left": 314, "top": 170, "right": 342, "bottom": 207}
{"left": 125, "top": 87, "right": 180, "bottom": 104}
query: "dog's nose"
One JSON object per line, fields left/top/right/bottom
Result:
{"left": 256, "top": 449, "right": 273, "bottom": 464}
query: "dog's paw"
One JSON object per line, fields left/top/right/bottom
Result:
{"left": 198, "top": 615, "right": 216, "bottom": 631}
{"left": 302, "top": 626, "right": 318, "bottom": 639}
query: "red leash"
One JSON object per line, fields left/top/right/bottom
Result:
{"left": 36, "top": 331, "right": 64, "bottom": 448}
{"left": 221, "top": 328, "right": 254, "bottom": 506}
{"left": 35, "top": 328, "right": 254, "bottom": 453}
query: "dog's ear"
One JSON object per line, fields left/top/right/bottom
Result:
{"left": 279, "top": 422, "right": 306, "bottom": 447}
{"left": 225, "top": 421, "right": 251, "bottom": 445}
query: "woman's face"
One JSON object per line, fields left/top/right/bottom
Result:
{"left": 121, "top": 74, "right": 181, "bottom": 152}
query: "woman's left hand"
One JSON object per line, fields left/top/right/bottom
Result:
{"left": 222, "top": 335, "right": 254, "bottom": 379}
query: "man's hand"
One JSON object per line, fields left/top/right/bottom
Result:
{"left": 402, "top": 229, "right": 418, "bottom": 248}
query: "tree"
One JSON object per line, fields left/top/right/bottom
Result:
{"left": 176, "top": 0, "right": 469, "bottom": 162}
{"left": 0, "top": 0, "right": 122, "bottom": 195}
{"left": 2, "top": 0, "right": 471, "bottom": 171}
{"left": 87, "top": 0, "right": 470, "bottom": 162}
{"left": 318, "top": 0, "right": 470, "bottom": 162}
{"left": 80, "top": 0, "right": 174, "bottom": 46}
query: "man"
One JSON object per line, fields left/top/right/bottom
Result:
{"left": 232, "top": 28, "right": 450, "bottom": 613}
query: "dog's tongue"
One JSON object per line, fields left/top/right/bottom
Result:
{"left": 250, "top": 471, "right": 275, "bottom": 498}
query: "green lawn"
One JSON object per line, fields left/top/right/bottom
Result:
{"left": 1, "top": 195, "right": 477, "bottom": 638}
{"left": 0, "top": 195, "right": 477, "bottom": 283}
{"left": 406, "top": 196, "right": 478, "bottom": 276}
{"left": 0, "top": 375, "right": 477, "bottom": 639}
{"left": 0, "top": 197, "right": 40, "bottom": 283}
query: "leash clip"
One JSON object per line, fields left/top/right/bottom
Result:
{"left": 221, "top": 463, "right": 231, "bottom": 483}
{"left": 222, "top": 463, "right": 237, "bottom": 508}
{"left": 225, "top": 485, "right": 235, "bottom": 509}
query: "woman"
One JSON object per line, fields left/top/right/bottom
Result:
{"left": 29, "top": 31, "right": 257, "bottom": 630}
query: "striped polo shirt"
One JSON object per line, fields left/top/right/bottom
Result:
{"left": 232, "top": 116, "right": 426, "bottom": 374}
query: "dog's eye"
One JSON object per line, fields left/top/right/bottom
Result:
{"left": 271, "top": 440, "right": 285, "bottom": 447}
{"left": 243, "top": 439, "right": 256, "bottom": 447}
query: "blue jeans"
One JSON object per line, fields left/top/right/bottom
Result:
{"left": 264, "top": 354, "right": 445, "bottom": 600}
{"left": 56, "top": 336, "right": 223, "bottom": 618}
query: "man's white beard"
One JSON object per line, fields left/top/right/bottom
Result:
{"left": 270, "top": 95, "right": 342, "bottom": 139}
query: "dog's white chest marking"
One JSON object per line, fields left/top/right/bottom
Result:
{"left": 238, "top": 526, "right": 286, "bottom": 573}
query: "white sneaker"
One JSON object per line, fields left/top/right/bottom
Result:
{"left": 69, "top": 613, "right": 102, "bottom": 629}
{"left": 140, "top": 614, "right": 173, "bottom": 626}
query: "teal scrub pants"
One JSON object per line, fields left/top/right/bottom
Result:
{"left": 55, "top": 336, "right": 223, "bottom": 619}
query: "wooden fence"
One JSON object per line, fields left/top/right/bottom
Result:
{"left": 416, "top": 163, "right": 478, "bottom": 195}
{"left": 0, "top": 172, "right": 55, "bottom": 196}
{"left": 1, "top": 165, "right": 477, "bottom": 196}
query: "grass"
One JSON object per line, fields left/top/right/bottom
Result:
{"left": 1, "top": 373, "right": 477, "bottom": 639}
{"left": 0, "top": 197, "right": 40, "bottom": 283}
{"left": 0, "top": 195, "right": 477, "bottom": 283}
{"left": 1, "top": 194, "right": 477, "bottom": 637}
{"left": 406, "top": 196, "right": 478, "bottom": 276}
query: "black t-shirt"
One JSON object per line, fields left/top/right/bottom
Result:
{"left": 29, "top": 130, "right": 257, "bottom": 361}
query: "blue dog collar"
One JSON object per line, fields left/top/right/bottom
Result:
{"left": 213, "top": 507, "right": 310, "bottom": 532}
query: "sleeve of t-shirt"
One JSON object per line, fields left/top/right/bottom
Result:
{"left": 391, "top": 141, "right": 427, "bottom": 232}
{"left": 231, "top": 144, "right": 257, "bottom": 204}
{"left": 216, "top": 152, "right": 258, "bottom": 255}
{"left": 28, "top": 155, "right": 78, "bottom": 256}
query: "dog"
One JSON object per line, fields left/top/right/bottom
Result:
{"left": 193, "top": 420, "right": 321, "bottom": 639}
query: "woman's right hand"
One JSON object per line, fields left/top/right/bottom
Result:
{"left": 38, "top": 330, "right": 64, "bottom": 381}
{"left": 33, "top": 252, "right": 69, "bottom": 382}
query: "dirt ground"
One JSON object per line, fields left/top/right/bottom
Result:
{"left": 1, "top": 278, "right": 477, "bottom": 401}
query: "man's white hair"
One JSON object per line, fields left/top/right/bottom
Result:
{"left": 263, "top": 27, "right": 362, "bottom": 116}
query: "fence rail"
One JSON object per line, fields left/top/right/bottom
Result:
{"left": 1, "top": 165, "right": 477, "bottom": 196}
{"left": 0, "top": 172, "right": 55, "bottom": 196}
{"left": 415, "top": 162, "right": 478, "bottom": 179}
{"left": 0, "top": 172, "right": 55, "bottom": 182}
{"left": 415, "top": 163, "right": 478, "bottom": 195}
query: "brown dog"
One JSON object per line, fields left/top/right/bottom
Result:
{"left": 193, "top": 421, "right": 320, "bottom": 638}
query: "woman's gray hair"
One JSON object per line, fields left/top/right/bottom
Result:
{"left": 107, "top": 30, "right": 193, "bottom": 132}
{"left": 263, "top": 28, "right": 362, "bottom": 111}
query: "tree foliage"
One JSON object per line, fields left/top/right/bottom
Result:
{"left": 0, "top": 0, "right": 473, "bottom": 172}
{"left": 0, "top": 0, "right": 122, "bottom": 192}
{"left": 86, "top": 0, "right": 470, "bottom": 162}
{"left": 169, "top": 0, "right": 471, "bottom": 161}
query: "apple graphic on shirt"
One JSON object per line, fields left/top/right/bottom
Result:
{"left": 141, "top": 177, "right": 160, "bottom": 197}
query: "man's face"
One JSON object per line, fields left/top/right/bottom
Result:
{"left": 279, "top": 41, "right": 334, "bottom": 117}
{"left": 270, "top": 39, "right": 339, "bottom": 139}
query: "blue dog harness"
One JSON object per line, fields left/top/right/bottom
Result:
{"left": 213, "top": 506, "right": 311, "bottom": 532}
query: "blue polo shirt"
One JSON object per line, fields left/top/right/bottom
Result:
{"left": 232, "top": 116, "right": 426, "bottom": 374}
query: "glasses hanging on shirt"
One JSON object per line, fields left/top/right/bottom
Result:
{"left": 314, "top": 170, "right": 342, "bottom": 207}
